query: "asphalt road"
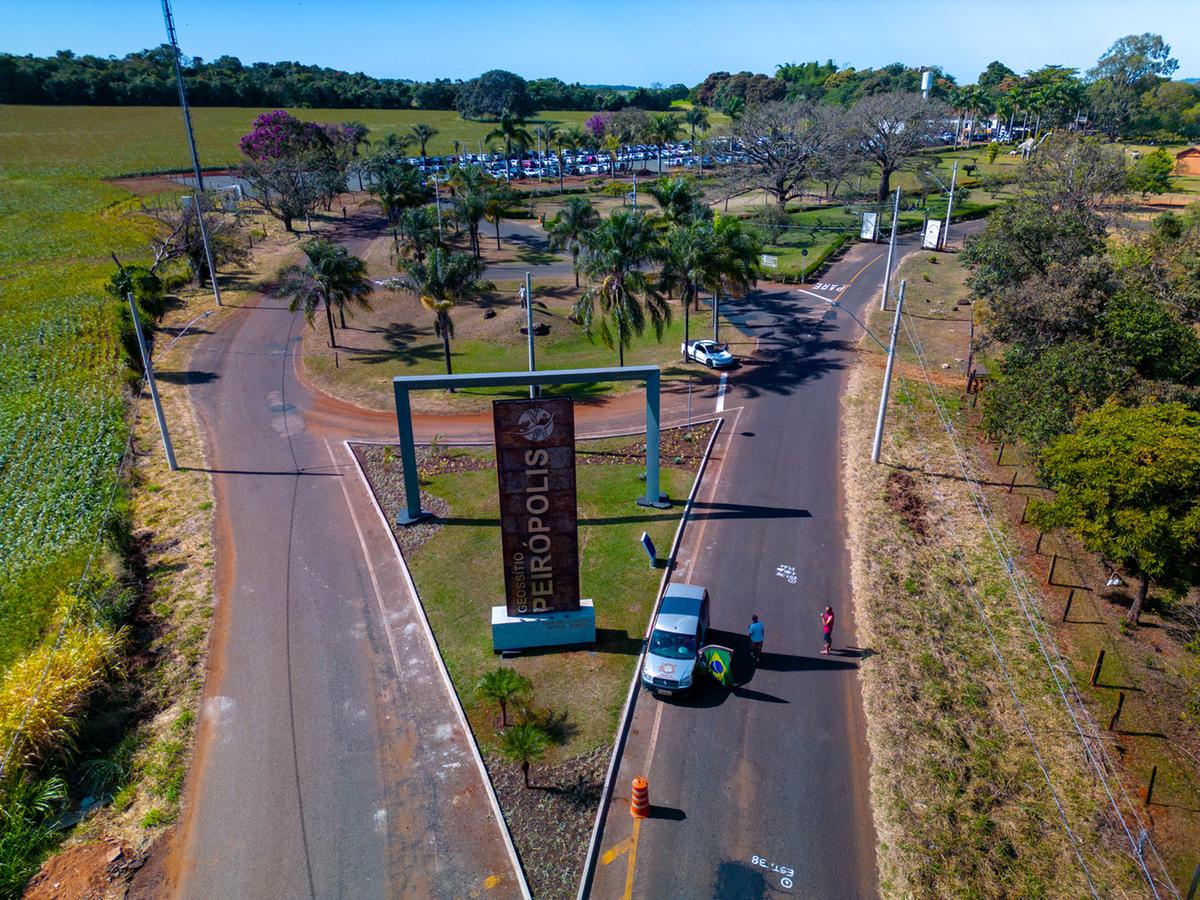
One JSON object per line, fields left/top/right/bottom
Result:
{"left": 173, "top": 287, "right": 523, "bottom": 897}
{"left": 587, "top": 231, "right": 956, "bottom": 900}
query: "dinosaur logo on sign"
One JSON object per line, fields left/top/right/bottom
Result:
{"left": 516, "top": 407, "right": 555, "bottom": 442}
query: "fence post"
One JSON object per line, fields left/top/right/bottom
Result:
{"left": 996, "top": 441, "right": 1005, "bottom": 465}
{"left": 1062, "top": 589, "right": 1074, "bottom": 623}
{"left": 1048, "top": 553, "right": 1058, "bottom": 585}
{"left": 1186, "top": 861, "right": 1199, "bottom": 900}
{"left": 1145, "top": 765, "right": 1157, "bottom": 806}
{"left": 1108, "top": 691, "right": 1125, "bottom": 731}
{"left": 1090, "top": 649, "right": 1105, "bottom": 687}
{"left": 1035, "top": 531, "right": 1044, "bottom": 554}
{"left": 1008, "top": 468, "right": 1018, "bottom": 493}
{"left": 1020, "top": 496, "right": 1029, "bottom": 523}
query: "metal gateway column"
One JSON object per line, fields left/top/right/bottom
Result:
{"left": 391, "top": 366, "right": 666, "bottom": 525}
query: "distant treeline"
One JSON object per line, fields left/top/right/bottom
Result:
{"left": 0, "top": 47, "right": 686, "bottom": 112}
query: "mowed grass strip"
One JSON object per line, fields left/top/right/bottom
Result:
{"left": 407, "top": 461, "right": 694, "bottom": 756}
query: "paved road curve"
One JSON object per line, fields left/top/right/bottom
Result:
{"left": 588, "top": 233, "right": 951, "bottom": 900}
{"left": 173, "top": 291, "right": 522, "bottom": 897}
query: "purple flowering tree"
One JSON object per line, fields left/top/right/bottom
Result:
{"left": 585, "top": 113, "right": 609, "bottom": 141}
{"left": 238, "top": 111, "right": 346, "bottom": 231}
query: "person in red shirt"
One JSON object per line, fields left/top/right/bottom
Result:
{"left": 820, "top": 606, "right": 835, "bottom": 654}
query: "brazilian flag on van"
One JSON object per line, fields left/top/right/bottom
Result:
{"left": 700, "top": 645, "right": 733, "bottom": 686}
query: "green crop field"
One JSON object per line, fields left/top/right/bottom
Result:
{"left": 0, "top": 104, "right": 618, "bottom": 676}
{"left": 0, "top": 106, "right": 602, "bottom": 178}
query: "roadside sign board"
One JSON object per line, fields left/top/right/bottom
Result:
{"left": 760, "top": 254, "right": 778, "bottom": 269}
{"left": 860, "top": 211, "right": 878, "bottom": 240}
{"left": 494, "top": 397, "right": 580, "bottom": 615}
{"left": 922, "top": 220, "right": 942, "bottom": 250}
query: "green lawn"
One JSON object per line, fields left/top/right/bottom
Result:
{"left": 402, "top": 455, "right": 696, "bottom": 758}
{"left": 0, "top": 105, "right": 600, "bottom": 177}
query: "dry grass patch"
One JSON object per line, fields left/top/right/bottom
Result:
{"left": 841, "top": 256, "right": 1152, "bottom": 897}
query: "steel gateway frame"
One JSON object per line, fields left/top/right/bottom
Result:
{"left": 392, "top": 366, "right": 668, "bottom": 524}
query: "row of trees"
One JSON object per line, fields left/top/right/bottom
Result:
{"left": 962, "top": 133, "right": 1200, "bottom": 624}
{"left": 0, "top": 50, "right": 683, "bottom": 113}
{"left": 695, "top": 34, "right": 1198, "bottom": 140}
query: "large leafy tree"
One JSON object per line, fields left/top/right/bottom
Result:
{"left": 398, "top": 247, "right": 484, "bottom": 376}
{"left": 1087, "top": 33, "right": 1179, "bottom": 137}
{"left": 1033, "top": 403, "right": 1200, "bottom": 625}
{"left": 485, "top": 111, "right": 534, "bottom": 182}
{"left": 848, "top": 91, "right": 947, "bottom": 202}
{"left": 574, "top": 210, "right": 670, "bottom": 367}
{"left": 724, "top": 100, "right": 845, "bottom": 210}
{"left": 238, "top": 110, "right": 338, "bottom": 232}
{"left": 456, "top": 69, "right": 534, "bottom": 120}
{"left": 276, "top": 239, "right": 373, "bottom": 348}
{"left": 546, "top": 197, "right": 600, "bottom": 288}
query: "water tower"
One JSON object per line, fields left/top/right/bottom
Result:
{"left": 920, "top": 70, "right": 934, "bottom": 100}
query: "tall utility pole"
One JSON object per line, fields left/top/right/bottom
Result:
{"left": 871, "top": 280, "right": 906, "bottom": 464}
{"left": 525, "top": 272, "right": 538, "bottom": 399}
{"left": 879, "top": 187, "right": 901, "bottom": 311}
{"left": 128, "top": 294, "right": 177, "bottom": 471}
{"left": 942, "top": 160, "right": 958, "bottom": 251}
{"left": 161, "top": 0, "right": 221, "bottom": 307}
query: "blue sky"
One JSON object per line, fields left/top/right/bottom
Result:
{"left": 2, "top": 0, "right": 1196, "bottom": 85}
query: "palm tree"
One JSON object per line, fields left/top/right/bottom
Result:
{"left": 486, "top": 111, "right": 534, "bottom": 182}
{"left": 409, "top": 123, "right": 439, "bottom": 173}
{"left": 368, "top": 161, "right": 425, "bottom": 224}
{"left": 483, "top": 186, "right": 514, "bottom": 251}
{"left": 722, "top": 96, "right": 745, "bottom": 122}
{"left": 707, "top": 215, "right": 761, "bottom": 343}
{"left": 546, "top": 196, "right": 600, "bottom": 287}
{"left": 476, "top": 667, "right": 532, "bottom": 727}
{"left": 601, "top": 133, "right": 621, "bottom": 179}
{"left": 646, "top": 176, "right": 708, "bottom": 226}
{"left": 574, "top": 210, "right": 670, "bottom": 367}
{"left": 497, "top": 723, "right": 549, "bottom": 788}
{"left": 685, "top": 105, "right": 710, "bottom": 173}
{"left": 557, "top": 125, "right": 588, "bottom": 192}
{"left": 392, "top": 206, "right": 438, "bottom": 265}
{"left": 277, "top": 239, "right": 374, "bottom": 348}
{"left": 453, "top": 190, "right": 486, "bottom": 259}
{"left": 647, "top": 113, "right": 684, "bottom": 175}
{"left": 660, "top": 221, "right": 717, "bottom": 359}
{"left": 399, "top": 247, "right": 484, "bottom": 376}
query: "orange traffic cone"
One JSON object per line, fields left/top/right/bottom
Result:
{"left": 630, "top": 776, "right": 650, "bottom": 819}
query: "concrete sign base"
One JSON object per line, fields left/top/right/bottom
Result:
{"left": 492, "top": 599, "right": 596, "bottom": 652}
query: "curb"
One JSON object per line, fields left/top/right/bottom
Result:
{"left": 574, "top": 416, "right": 726, "bottom": 900}
{"left": 343, "top": 441, "right": 532, "bottom": 900}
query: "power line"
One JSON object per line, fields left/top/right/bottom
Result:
{"left": 895, "top": 310, "right": 1178, "bottom": 898}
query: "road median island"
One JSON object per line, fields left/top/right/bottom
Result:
{"left": 351, "top": 423, "right": 715, "bottom": 898}
{"left": 841, "top": 252, "right": 1152, "bottom": 897}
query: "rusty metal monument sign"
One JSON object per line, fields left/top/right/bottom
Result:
{"left": 494, "top": 397, "right": 580, "bottom": 615}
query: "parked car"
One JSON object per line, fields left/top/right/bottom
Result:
{"left": 641, "top": 584, "right": 711, "bottom": 697}
{"left": 682, "top": 339, "right": 735, "bottom": 368}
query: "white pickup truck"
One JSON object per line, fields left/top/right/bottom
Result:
{"left": 681, "top": 339, "right": 735, "bottom": 368}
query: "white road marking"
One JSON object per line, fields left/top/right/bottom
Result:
{"left": 775, "top": 564, "right": 797, "bottom": 585}
{"left": 715, "top": 373, "right": 728, "bottom": 413}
